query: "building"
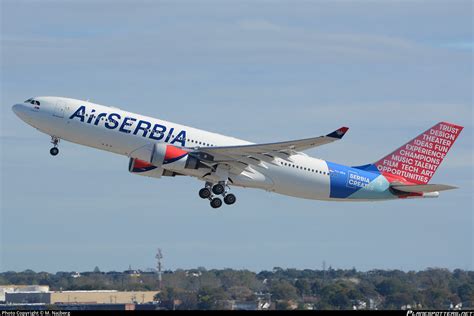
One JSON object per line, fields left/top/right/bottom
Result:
{"left": 0, "top": 285, "right": 49, "bottom": 302}
{"left": 0, "top": 303, "right": 163, "bottom": 311}
{"left": 5, "top": 290, "right": 158, "bottom": 305}
{"left": 124, "top": 265, "right": 141, "bottom": 277}
{"left": 231, "top": 301, "right": 258, "bottom": 310}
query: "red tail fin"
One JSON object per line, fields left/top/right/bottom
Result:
{"left": 374, "top": 122, "right": 463, "bottom": 184}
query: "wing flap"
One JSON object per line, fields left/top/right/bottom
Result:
{"left": 390, "top": 184, "right": 458, "bottom": 193}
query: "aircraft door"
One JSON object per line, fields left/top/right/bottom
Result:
{"left": 53, "top": 100, "right": 66, "bottom": 118}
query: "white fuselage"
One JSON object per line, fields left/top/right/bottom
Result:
{"left": 12, "top": 96, "right": 333, "bottom": 200}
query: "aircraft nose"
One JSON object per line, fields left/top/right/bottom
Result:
{"left": 12, "top": 103, "right": 23, "bottom": 117}
{"left": 12, "top": 103, "right": 29, "bottom": 121}
{"left": 12, "top": 103, "right": 21, "bottom": 115}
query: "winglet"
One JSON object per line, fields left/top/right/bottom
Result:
{"left": 326, "top": 127, "right": 349, "bottom": 139}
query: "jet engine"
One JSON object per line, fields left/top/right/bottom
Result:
{"left": 128, "top": 143, "right": 211, "bottom": 178}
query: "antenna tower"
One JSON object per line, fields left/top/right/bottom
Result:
{"left": 156, "top": 248, "right": 163, "bottom": 289}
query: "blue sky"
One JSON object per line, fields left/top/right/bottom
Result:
{"left": 1, "top": 0, "right": 472, "bottom": 273}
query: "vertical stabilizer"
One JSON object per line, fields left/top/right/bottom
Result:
{"left": 374, "top": 122, "right": 463, "bottom": 184}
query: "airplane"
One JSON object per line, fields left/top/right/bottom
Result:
{"left": 12, "top": 97, "right": 464, "bottom": 208}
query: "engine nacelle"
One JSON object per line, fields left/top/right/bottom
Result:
{"left": 129, "top": 157, "right": 165, "bottom": 178}
{"left": 129, "top": 143, "right": 210, "bottom": 174}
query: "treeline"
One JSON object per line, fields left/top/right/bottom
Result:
{"left": 1, "top": 268, "right": 473, "bottom": 310}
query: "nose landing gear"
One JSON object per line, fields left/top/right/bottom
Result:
{"left": 50, "top": 147, "right": 59, "bottom": 156}
{"left": 50, "top": 136, "right": 60, "bottom": 156}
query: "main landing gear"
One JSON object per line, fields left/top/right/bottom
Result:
{"left": 50, "top": 136, "right": 60, "bottom": 156}
{"left": 199, "top": 181, "right": 236, "bottom": 209}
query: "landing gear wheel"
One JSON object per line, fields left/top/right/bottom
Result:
{"left": 199, "top": 188, "right": 211, "bottom": 199}
{"left": 50, "top": 147, "right": 59, "bottom": 156}
{"left": 210, "top": 197, "right": 222, "bottom": 209}
{"left": 212, "top": 183, "right": 225, "bottom": 195}
{"left": 224, "top": 194, "right": 236, "bottom": 205}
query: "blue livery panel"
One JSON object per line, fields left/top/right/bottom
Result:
{"left": 326, "top": 161, "right": 393, "bottom": 200}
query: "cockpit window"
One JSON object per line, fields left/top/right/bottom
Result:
{"left": 24, "top": 98, "right": 40, "bottom": 105}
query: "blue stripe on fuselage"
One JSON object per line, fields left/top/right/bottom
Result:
{"left": 326, "top": 161, "right": 381, "bottom": 198}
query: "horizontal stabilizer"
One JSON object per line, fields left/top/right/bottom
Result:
{"left": 390, "top": 183, "right": 458, "bottom": 193}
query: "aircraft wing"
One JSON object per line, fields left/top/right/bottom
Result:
{"left": 390, "top": 183, "right": 458, "bottom": 193}
{"left": 190, "top": 127, "right": 349, "bottom": 171}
